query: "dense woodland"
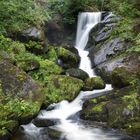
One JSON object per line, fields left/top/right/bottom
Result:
{"left": 0, "top": 0, "right": 140, "bottom": 139}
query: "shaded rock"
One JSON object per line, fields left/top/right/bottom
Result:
{"left": 48, "top": 127, "right": 62, "bottom": 139}
{"left": 83, "top": 76, "right": 105, "bottom": 91}
{"left": 45, "top": 17, "right": 75, "bottom": 46}
{"left": 20, "top": 27, "right": 45, "bottom": 42}
{"left": 66, "top": 68, "right": 89, "bottom": 80}
{"left": 17, "top": 59, "right": 40, "bottom": 72}
{"left": 32, "top": 118, "right": 55, "bottom": 128}
{"left": 56, "top": 47, "right": 80, "bottom": 69}
{"left": 111, "top": 66, "right": 139, "bottom": 88}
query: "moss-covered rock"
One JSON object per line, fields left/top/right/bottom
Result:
{"left": 0, "top": 60, "right": 45, "bottom": 136}
{"left": 44, "top": 75, "right": 84, "bottom": 105}
{"left": 111, "top": 66, "right": 139, "bottom": 88}
{"left": 56, "top": 47, "right": 80, "bottom": 69}
{"left": 83, "top": 76, "right": 105, "bottom": 91}
{"left": 81, "top": 86, "right": 140, "bottom": 138}
{"left": 66, "top": 68, "right": 89, "bottom": 80}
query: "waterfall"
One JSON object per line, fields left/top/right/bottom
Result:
{"left": 75, "top": 12, "right": 101, "bottom": 49}
{"left": 13, "top": 12, "right": 130, "bottom": 140}
{"left": 75, "top": 12, "right": 101, "bottom": 77}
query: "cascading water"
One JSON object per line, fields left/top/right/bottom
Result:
{"left": 12, "top": 12, "right": 135, "bottom": 140}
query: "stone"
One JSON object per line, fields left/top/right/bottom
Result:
{"left": 83, "top": 76, "right": 105, "bottom": 91}
{"left": 111, "top": 66, "right": 138, "bottom": 88}
{"left": 66, "top": 68, "right": 89, "bottom": 80}
{"left": 56, "top": 47, "right": 80, "bottom": 69}
{"left": 0, "top": 60, "right": 45, "bottom": 136}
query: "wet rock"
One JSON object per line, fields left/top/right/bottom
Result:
{"left": 17, "top": 59, "right": 40, "bottom": 72}
{"left": 95, "top": 57, "right": 125, "bottom": 83}
{"left": 47, "top": 127, "right": 62, "bottom": 139}
{"left": 83, "top": 76, "right": 105, "bottom": 91}
{"left": 89, "top": 38, "right": 126, "bottom": 67}
{"left": 95, "top": 53, "right": 140, "bottom": 83}
{"left": 56, "top": 47, "right": 80, "bottom": 69}
{"left": 66, "top": 68, "right": 89, "bottom": 80}
{"left": 32, "top": 118, "right": 55, "bottom": 127}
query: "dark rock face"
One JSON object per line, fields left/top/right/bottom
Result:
{"left": 66, "top": 68, "right": 89, "bottom": 80}
{"left": 45, "top": 16, "right": 75, "bottom": 46}
{"left": 89, "top": 38, "right": 126, "bottom": 67}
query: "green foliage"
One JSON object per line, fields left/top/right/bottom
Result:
{"left": 0, "top": 0, "right": 49, "bottom": 34}
{"left": 44, "top": 75, "right": 84, "bottom": 104}
{"left": 48, "top": 0, "right": 103, "bottom": 24}
{"left": 0, "top": 93, "right": 40, "bottom": 135}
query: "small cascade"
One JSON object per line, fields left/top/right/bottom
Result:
{"left": 12, "top": 12, "right": 134, "bottom": 140}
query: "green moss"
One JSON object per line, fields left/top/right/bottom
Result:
{"left": 84, "top": 76, "right": 105, "bottom": 90}
{"left": 44, "top": 75, "right": 84, "bottom": 104}
{"left": 92, "top": 102, "right": 106, "bottom": 112}
{"left": 0, "top": 93, "right": 40, "bottom": 136}
{"left": 56, "top": 47, "right": 79, "bottom": 63}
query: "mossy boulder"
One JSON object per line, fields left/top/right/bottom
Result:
{"left": 66, "top": 68, "right": 89, "bottom": 80}
{"left": 0, "top": 60, "right": 45, "bottom": 137}
{"left": 111, "top": 66, "right": 138, "bottom": 88}
{"left": 56, "top": 47, "right": 80, "bottom": 69}
{"left": 81, "top": 86, "right": 140, "bottom": 138}
{"left": 44, "top": 75, "right": 84, "bottom": 105}
{"left": 83, "top": 76, "right": 105, "bottom": 91}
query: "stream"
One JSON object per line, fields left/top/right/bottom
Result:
{"left": 12, "top": 12, "right": 136, "bottom": 140}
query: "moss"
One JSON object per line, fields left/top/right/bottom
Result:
{"left": 0, "top": 93, "right": 40, "bottom": 136}
{"left": 84, "top": 76, "right": 105, "bottom": 91}
{"left": 111, "top": 66, "right": 139, "bottom": 88}
{"left": 44, "top": 75, "right": 84, "bottom": 104}
{"left": 92, "top": 102, "right": 106, "bottom": 113}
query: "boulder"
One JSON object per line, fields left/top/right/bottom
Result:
{"left": 56, "top": 47, "right": 80, "bottom": 69}
{"left": 66, "top": 68, "right": 89, "bottom": 80}
{"left": 89, "top": 38, "right": 127, "bottom": 67}
{"left": 83, "top": 76, "right": 105, "bottom": 91}
{"left": 44, "top": 75, "right": 84, "bottom": 105}
{"left": 95, "top": 53, "right": 140, "bottom": 83}
{"left": 111, "top": 66, "right": 139, "bottom": 88}
{"left": 20, "top": 27, "right": 45, "bottom": 42}
{"left": 0, "top": 60, "right": 45, "bottom": 137}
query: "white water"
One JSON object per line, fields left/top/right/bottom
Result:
{"left": 17, "top": 12, "right": 124, "bottom": 140}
